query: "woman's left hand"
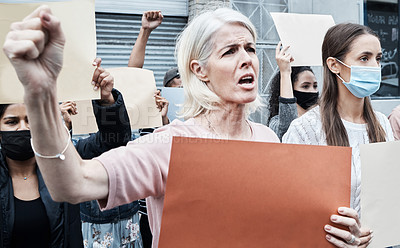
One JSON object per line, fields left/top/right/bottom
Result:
{"left": 155, "top": 90, "right": 170, "bottom": 125}
{"left": 324, "top": 207, "right": 373, "bottom": 247}
{"left": 92, "top": 58, "right": 115, "bottom": 105}
{"left": 59, "top": 101, "right": 77, "bottom": 130}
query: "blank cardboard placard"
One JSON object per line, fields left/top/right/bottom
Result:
{"left": 159, "top": 87, "right": 184, "bottom": 122}
{"left": 271, "top": 12, "right": 335, "bottom": 66}
{"left": 71, "top": 67, "right": 162, "bottom": 134}
{"left": 159, "top": 137, "right": 351, "bottom": 247}
{"left": 0, "top": 0, "right": 98, "bottom": 103}
{"left": 360, "top": 141, "right": 400, "bottom": 248}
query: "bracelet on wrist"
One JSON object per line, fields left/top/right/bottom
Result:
{"left": 30, "top": 125, "right": 70, "bottom": 161}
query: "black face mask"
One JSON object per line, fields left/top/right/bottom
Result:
{"left": 293, "top": 90, "right": 319, "bottom": 110}
{"left": 0, "top": 130, "right": 34, "bottom": 161}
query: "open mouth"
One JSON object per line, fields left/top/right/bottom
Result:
{"left": 238, "top": 75, "right": 254, "bottom": 85}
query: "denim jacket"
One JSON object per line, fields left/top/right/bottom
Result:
{"left": 76, "top": 89, "right": 140, "bottom": 224}
{"left": 80, "top": 200, "right": 139, "bottom": 224}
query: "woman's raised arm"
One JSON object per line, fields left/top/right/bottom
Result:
{"left": 3, "top": 5, "right": 109, "bottom": 204}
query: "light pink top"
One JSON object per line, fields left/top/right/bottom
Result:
{"left": 95, "top": 118, "right": 279, "bottom": 247}
{"left": 389, "top": 104, "right": 400, "bottom": 140}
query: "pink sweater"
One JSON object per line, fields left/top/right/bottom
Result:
{"left": 95, "top": 118, "right": 279, "bottom": 247}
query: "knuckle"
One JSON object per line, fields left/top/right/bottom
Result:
{"left": 36, "top": 31, "right": 45, "bottom": 42}
{"left": 348, "top": 218, "right": 357, "bottom": 227}
{"left": 53, "top": 18, "right": 61, "bottom": 27}
{"left": 10, "top": 22, "right": 21, "bottom": 31}
{"left": 41, "top": 4, "right": 51, "bottom": 11}
{"left": 7, "top": 31, "right": 18, "bottom": 40}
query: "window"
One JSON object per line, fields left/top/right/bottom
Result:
{"left": 365, "top": 0, "right": 400, "bottom": 97}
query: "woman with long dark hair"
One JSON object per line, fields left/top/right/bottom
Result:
{"left": 267, "top": 42, "right": 318, "bottom": 140}
{"left": 283, "top": 23, "right": 394, "bottom": 246}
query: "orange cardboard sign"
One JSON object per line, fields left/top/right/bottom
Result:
{"left": 159, "top": 137, "right": 351, "bottom": 247}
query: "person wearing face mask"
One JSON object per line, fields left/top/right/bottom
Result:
{"left": 283, "top": 23, "right": 394, "bottom": 247}
{"left": 0, "top": 60, "right": 132, "bottom": 248}
{"left": 267, "top": 42, "right": 319, "bottom": 140}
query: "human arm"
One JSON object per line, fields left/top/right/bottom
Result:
{"left": 276, "top": 41, "right": 294, "bottom": 99}
{"left": 74, "top": 59, "right": 132, "bottom": 158}
{"left": 269, "top": 42, "right": 298, "bottom": 141}
{"left": 388, "top": 106, "right": 400, "bottom": 140}
{"left": 155, "top": 90, "right": 169, "bottom": 125}
{"left": 128, "top": 10, "right": 163, "bottom": 68}
{"left": 268, "top": 97, "right": 297, "bottom": 141}
{"left": 388, "top": 110, "right": 400, "bottom": 140}
{"left": 75, "top": 88, "right": 131, "bottom": 159}
{"left": 3, "top": 6, "right": 109, "bottom": 203}
{"left": 91, "top": 57, "right": 115, "bottom": 105}
{"left": 379, "top": 111, "right": 395, "bottom": 141}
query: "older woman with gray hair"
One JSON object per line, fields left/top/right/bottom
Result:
{"left": 4, "top": 6, "right": 365, "bottom": 248}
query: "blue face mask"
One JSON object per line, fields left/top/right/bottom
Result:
{"left": 335, "top": 59, "right": 381, "bottom": 98}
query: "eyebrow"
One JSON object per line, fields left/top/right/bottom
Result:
{"left": 218, "top": 42, "right": 256, "bottom": 53}
{"left": 2, "top": 116, "right": 19, "bottom": 120}
{"left": 358, "top": 51, "right": 383, "bottom": 56}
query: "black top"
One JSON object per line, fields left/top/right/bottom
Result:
{"left": 11, "top": 197, "right": 50, "bottom": 248}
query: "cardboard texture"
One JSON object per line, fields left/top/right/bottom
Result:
{"left": 159, "top": 87, "right": 184, "bottom": 122}
{"left": 360, "top": 141, "right": 400, "bottom": 248}
{"left": 159, "top": 137, "right": 351, "bottom": 247}
{"left": 71, "top": 67, "right": 162, "bottom": 134}
{"left": 0, "top": 0, "right": 98, "bottom": 103}
{"left": 270, "top": 12, "right": 335, "bottom": 66}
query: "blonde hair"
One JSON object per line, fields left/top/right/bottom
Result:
{"left": 176, "top": 8, "right": 262, "bottom": 119}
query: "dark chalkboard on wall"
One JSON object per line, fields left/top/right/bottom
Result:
{"left": 366, "top": 1, "right": 399, "bottom": 97}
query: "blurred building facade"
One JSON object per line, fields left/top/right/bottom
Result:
{"left": 4, "top": 0, "right": 398, "bottom": 121}
{"left": 95, "top": 0, "right": 399, "bottom": 123}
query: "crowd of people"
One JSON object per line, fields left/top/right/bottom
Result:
{"left": 1, "top": 4, "right": 399, "bottom": 248}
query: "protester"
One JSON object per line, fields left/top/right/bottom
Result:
{"left": 163, "top": 67, "right": 182, "bottom": 88}
{"left": 267, "top": 42, "right": 319, "bottom": 140}
{"left": 0, "top": 59, "right": 130, "bottom": 247}
{"left": 283, "top": 23, "right": 393, "bottom": 247}
{"left": 63, "top": 58, "right": 142, "bottom": 248}
{"left": 127, "top": 10, "right": 166, "bottom": 247}
{"left": 3, "top": 6, "right": 366, "bottom": 248}
{"left": 128, "top": 10, "right": 163, "bottom": 68}
{"left": 128, "top": 10, "right": 168, "bottom": 127}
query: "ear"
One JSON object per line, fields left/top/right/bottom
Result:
{"left": 326, "top": 57, "right": 340, "bottom": 74}
{"left": 190, "top": 60, "right": 209, "bottom": 83}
